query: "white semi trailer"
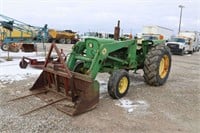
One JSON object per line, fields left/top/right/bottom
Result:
{"left": 142, "top": 25, "right": 173, "bottom": 41}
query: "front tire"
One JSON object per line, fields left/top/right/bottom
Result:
{"left": 108, "top": 70, "right": 130, "bottom": 99}
{"left": 180, "top": 48, "right": 184, "bottom": 56}
{"left": 143, "top": 44, "right": 171, "bottom": 86}
{"left": 188, "top": 50, "right": 193, "bottom": 54}
{"left": 73, "top": 61, "right": 88, "bottom": 74}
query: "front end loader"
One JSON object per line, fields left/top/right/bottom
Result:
{"left": 28, "top": 43, "right": 99, "bottom": 116}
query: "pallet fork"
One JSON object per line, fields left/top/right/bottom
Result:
{"left": 14, "top": 43, "right": 99, "bottom": 116}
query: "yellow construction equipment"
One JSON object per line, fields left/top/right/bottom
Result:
{"left": 0, "top": 14, "right": 48, "bottom": 52}
{"left": 48, "top": 29, "right": 78, "bottom": 44}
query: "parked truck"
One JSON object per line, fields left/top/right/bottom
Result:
{"left": 166, "top": 37, "right": 189, "bottom": 55}
{"left": 48, "top": 29, "right": 79, "bottom": 44}
{"left": 178, "top": 31, "right": 200, "bottom": 53}
{"left": 166, "top": 31, "right": 200, "bottom": 55}
{"left": 0, "top": 14, "right": 48, "bottom": 52}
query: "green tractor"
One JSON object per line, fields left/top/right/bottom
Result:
{"left": 67, "top": 37, "right": 171, "bottom": 99}
{"left": 29, "top": 22, "right": 171, "bottom": 116}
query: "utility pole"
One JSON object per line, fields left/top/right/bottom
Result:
{"left": 178, "top": 5, "right": 184, "bottom": 34}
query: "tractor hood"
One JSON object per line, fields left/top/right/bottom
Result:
{"left": 85, "top": 37, "right": 116, "bottom": 44}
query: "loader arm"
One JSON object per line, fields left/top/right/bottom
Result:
{"left": 67, "top": 37, "right": 137, "bottom": 79}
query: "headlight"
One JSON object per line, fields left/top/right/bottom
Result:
{"left": 179, "top": 45, "right": 183, "bottom": 49}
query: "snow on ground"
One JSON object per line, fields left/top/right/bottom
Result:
{"left": 0, "top": 49, "right": 46, "bottom": 59}
{"left": 115, "top": 98, "right": 149, "bottom": 114}
{"left": 0, "top": 50, "right": 43, "bottom": 85}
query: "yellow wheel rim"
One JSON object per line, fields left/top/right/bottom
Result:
{"left": 118, "top": 77, "right": 128, "bottom": 94}
{"left": 159, "top": 55, "right": 169, "bottom": 79}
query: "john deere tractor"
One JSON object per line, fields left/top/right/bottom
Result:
{"left": 67, "top": 37, "right": 171, "bottom": 99}
{"left": 29, "top": 21, "right": 171, "bottom": 115}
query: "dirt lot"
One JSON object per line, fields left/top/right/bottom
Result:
{"left": 0, "top": 43, "right": 200, "bottom": 133}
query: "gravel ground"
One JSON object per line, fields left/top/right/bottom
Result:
{"left": 0, "top": 43, "right": 200, "bottom": 133}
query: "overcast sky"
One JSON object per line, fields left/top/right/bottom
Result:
{"left": 0, "top": 0, "right": 199, "bottom": 35}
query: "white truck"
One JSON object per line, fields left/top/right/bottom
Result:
{"left": 166, "top": 37, "right": 189, "bottom": 55}
{"left": 166, "top": 31, "right": 200, "bottom": 55}
{"left": 179, "top": 31, "right": 200, "bottom": 53}
{"left": 141, "top": 25, "right": 173, "bottom": 41}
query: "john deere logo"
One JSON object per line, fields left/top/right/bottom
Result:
{"left": 102, "top": 48, "right": 107, "bottom": 55}
{"left": 89, "top": 43, "right": 93, "bottom": 48}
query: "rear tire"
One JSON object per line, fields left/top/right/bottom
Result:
{"left": 143, "top": 44, "right": 171, "bottom": 86}
{"left": 108, "top": 69, "right": 130, "bottom": 99}
{"left": 59, "top": 38, "right": 66, "bottom": 44}
{"left": 66, "top": 39, "right": 71, "bottom": 44}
